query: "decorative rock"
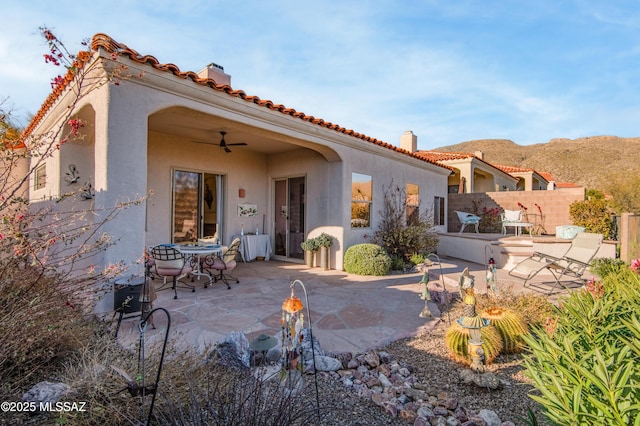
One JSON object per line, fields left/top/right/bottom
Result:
{"left": 433, "top": 406, "right": 450, "bottom": 416}
{"left": 364, "top": 350, "right": 380, "bottom": 367}
{"left": 22, "top": 381, "right": 70, "bottom": 404}
{"left": 312, "top": 355, "right": 343, "bottom": 372}
{"left": 405, "top": 387, "right": 427, "bottom": 401}
{"left": 447, "top": 415, "right": 462, "bottom": 425}
{"left": 208, "top": 341, "right": 249, "bottom": 370}
{"left": 401, "top": 408, "right": 418, "bottom": 423}
{"left": 500, "top": 422, "right": 516, "bottom": 426}
{"left": 378, "top": 350, "right": 392, "bottom": 364}
{"left": 347, "top": 358, "right": 360, "bottom": 369}
{"left": 459, "top": 369, "right": 502, "bottom": 389}
{"left": 478, "top": 409, "right": 501, "bottom": 426}
{"left": 378, "top": 373, "right": 393, "bottom": 388}
{"left": 223, "top": 331, "right": 251, "bottom": 368}
{"left": 414, "top": 416, "right": 430, "bottom": 426}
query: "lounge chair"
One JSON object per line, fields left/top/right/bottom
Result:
{"left": 455, "top": 211, "right": 480, "bottom": 233}
{"left": 508, "top": 232, "right": 603, "bottom": 294}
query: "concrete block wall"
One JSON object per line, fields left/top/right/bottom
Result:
{"left": 448, "top": 187, "right": 585, "bottom": 235}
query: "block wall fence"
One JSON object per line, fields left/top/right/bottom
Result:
{"left": 447, "top": 187, "right": 585, "bottom": 235}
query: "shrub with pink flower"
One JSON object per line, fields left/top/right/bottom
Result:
{"left": 630, "top": 259, "right": 640, "bottom": 274}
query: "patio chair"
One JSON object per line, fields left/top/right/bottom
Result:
{"left": 150, "top": 245, "right": 195, "bottom": 299}
{"left": 501, "top": 209, "right": 523, "bottom": 235}
{"left": 455, "top": 211, "right": 480, "bottom": 233}
{"left": 508, "top": 232, "right": 603, "bottom": 294}
{"left": 203, "top": 237, "right": 241, "bottom": 289}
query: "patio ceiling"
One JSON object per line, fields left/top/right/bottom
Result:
{"left": 149, "top": 106, "right": 317, "bottom": 156}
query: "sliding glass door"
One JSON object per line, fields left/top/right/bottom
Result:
{"left": 172, "top": 170, "right": 225, "bottom": 244}
{"left": 274, "top": 176, "right": 305, "bottom": 259}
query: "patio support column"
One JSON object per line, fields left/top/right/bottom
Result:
{"left": 92, "top": 85, "right": 149, "bottom": 314}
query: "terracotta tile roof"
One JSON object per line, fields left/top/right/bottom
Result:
{"left": 22, "top": 33, "right": 448, "bottom": 171}
{"left": 493, "top": 164, "right": 535, "bottom": 174}
{"left": 414, "top": 151, "right": 476, "bottom": 162}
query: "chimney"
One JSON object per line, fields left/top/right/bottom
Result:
{"left": 400, "top": 130, "right": 417, "bottom": 153}
{"left": 474, "top": 150, "right": 484, "bottom": 160}
{"left": 197, "top": 62, "right": 231, "bottom": 86}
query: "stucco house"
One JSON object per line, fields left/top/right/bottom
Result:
{"left": 410, "top": 149, "right": 519, "bottom": 193}
{"left": 22, "top": 33, "right": 451, "bottom": 282}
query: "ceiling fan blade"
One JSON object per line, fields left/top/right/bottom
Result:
{"left": 226, "top": 142, "right": 247, "bottom": 146}
{"left": 223, "top": 146, "right": 232, "bottom": 153}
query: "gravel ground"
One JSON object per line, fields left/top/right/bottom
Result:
{"left": 301, "top": 302, "right": 548, "bottom": 426}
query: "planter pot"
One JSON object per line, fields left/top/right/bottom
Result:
{"left": 304, "top": 250, "right": 315, "bottom": 268}
{"left": 319, "top": 246, "right": 330, "bottom": 270}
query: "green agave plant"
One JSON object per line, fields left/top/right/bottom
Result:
{"left": 444, "top": 322, "right": 503, "bottom": 366}
{"left": 481, "top": 307, "right": 529, "bottom": 353}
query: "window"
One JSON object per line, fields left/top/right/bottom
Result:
{"left": 434, "top": 196, "right": 445, "bottom": 226}
{"left": 351, "top": 173, "right": 372, "bottom": 228}
{"left": 406, "top": 183, "right": 419, "bottom": 225}
{"left": 34, "top": 164, "right": 46, "bottom": 190}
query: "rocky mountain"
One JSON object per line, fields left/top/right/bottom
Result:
{"left": 434, "top": 136, "right": 640, "bottom": 191}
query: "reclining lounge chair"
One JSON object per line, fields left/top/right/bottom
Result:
{"left": 508, "top": 232, "right": 603, "bottom": 294}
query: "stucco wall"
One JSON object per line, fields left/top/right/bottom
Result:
{"left": 146, "top": 131, "right": 268, "bottom": 247}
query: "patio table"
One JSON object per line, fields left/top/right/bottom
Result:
{"left": 240, "top": 234, "right": 272, "bottom": 261}
{"left": 176, "top": 244, "right": 223, "bottom": 287}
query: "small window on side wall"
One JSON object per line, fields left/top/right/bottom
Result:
{"left": 434, "top": 196, "right": 445, "bottom": 226}
{"left": 351, "top": 172, "right": 372, "bottom": 228}
{"left": 406, "top": 183, "right": 419, "bottom": 225}
{"left": 34, "top": 164, "right": 47, "bottom": 190}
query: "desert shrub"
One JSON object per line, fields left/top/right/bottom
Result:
{"left": 606, "top": 174, "right": 640, "bottom": 214}
{"left": 523, "top": 272, "right": 640, "bottom": 425}
{"left": 471, "top": 201, "right": 502, "bottom": 233}
{"left": 390, "top": 256, "right": 406, "bottom": 271}
{"left": 590, "top": 257, "right": 628, "bottom": 279}
{"left": 0, "top": 268, "right": 96, "bottom": 388}
{"left": 343, "top": 244, "right": 391, "bottom": 276}
{"left": 569, "top": 197, "right": 615, "bottom": 238}
{"left": 368, "top": 182, "right": 438, "bottom": 261}
{"left": 154, "top": 363, "right": 317, "bottom": 425}
{"left": 410, "top": 252, "right": 425, "bottom": 265}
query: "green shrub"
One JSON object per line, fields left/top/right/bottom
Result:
{"left": 390, "top": 256, "right": 405, "bottom": 271}
{"left": 315, "top": 233, "right": 334, "bottom": 248}
{"left": 590, "top": 257, "right": 628, "bottom": 279}
{"left": 569, "top": 198, "right": 615, "bottom": 238}
{"left": 410, "top": 252, "right": 425, "bottom": 265}
{"left": 522, "top": 273, "right": 640, "bottom": 425}
{"left": 300, "top": 238, "right": 319, "bottom": 252}
{"left": 343, "top": 244, "right": 391, "bottom": 276}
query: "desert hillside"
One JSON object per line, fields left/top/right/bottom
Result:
{"left": 434, "top": 136, "right": 640, "bottom": 191}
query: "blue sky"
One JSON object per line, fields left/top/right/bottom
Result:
{"left": 1, "top": 0, "right": 638, "bottom": 149}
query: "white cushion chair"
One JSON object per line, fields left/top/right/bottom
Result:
{"left": 501, "top": 209, "right": 523, "bottom": 235}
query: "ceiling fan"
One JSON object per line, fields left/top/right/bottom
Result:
{"left": 191, "top": 131, "right": 247, "bottom": 153}
{"left": 218, "top": 131, "right": 247, "bottom": 153}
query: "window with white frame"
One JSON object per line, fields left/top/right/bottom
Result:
{"left": 406, "top": 183, "right": 419, "bottom": 225}
{"left": 34, "top": 164, "right": 47, "bottom": 190}
{"left": 351, "top": 173, "right": 372, "bottom": 228}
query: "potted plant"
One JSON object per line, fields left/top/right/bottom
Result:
{"left": 315, "top": 233, "right": 334, "bottom": 270}
{"left": 300, "top": 237, "right": 318, "bottom": 268}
